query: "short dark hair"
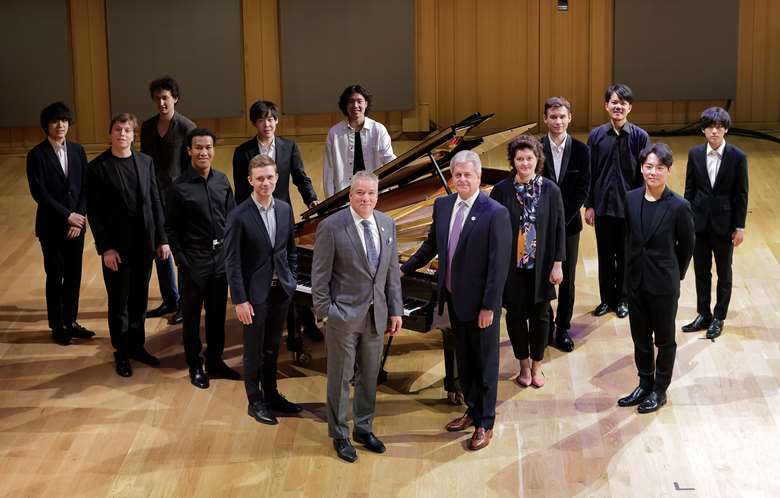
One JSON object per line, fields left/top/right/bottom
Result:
{"left": 507, "top": 134, "right": 545, "bottom": 175}
{"left": 639, "top": 142, "right": 674, "bottom": 168}
{"left": 249, "top": 100, "right": 279, "bottom": 123}
{"left": 544, "top": 96, "right": 572, "bottom": 116}
{"left": 186, "top": 128, "right": 217, "bottom": 147}
{"left": 338, "top": 84, "right": 372, "bottom": 116}
{"left": 149, "top": 76, "right": 180, "bottom": 99}
{"left": 40, "top": 102, "right": 73, "bottom": 132}
{"left": 604, "top": 83, "right": 634, "bottom": 104}
{"left": 700, "top": 107, "right": 732, "bottom": 130}
{"left": 248, "top": 154, "right": 278, "bottom": 175}
{"left": 109, "top": 113, "right": 138, "bottom": 133}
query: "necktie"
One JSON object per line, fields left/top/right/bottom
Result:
{"left": 446, "top": 201, "right": 467, "bottom": 292}
{"left": 361, "top": 219, "right": 379, "bottom": 273}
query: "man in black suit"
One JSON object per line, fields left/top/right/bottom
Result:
{"left": 618, "top": 143, "right": 694, "bottom": 414}
{"left": 681, "top": 107, "right": 748, "bottom": 340}
{"left": 26, "top": 102, "right": 94, "bottom": 345}
{"left": 87, "top": 113, "right": 171, "bottom": 377}
{"left": 225, "top": 154, "right": 302, "bottom": 426}
{"left": 402, "top": 150, "right": 511, "bottom": 451}
{"left": 540, "top": 97, "right": 590, "bottom": 352}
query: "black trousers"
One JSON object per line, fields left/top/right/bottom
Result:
{"left": 243, "top": 285, "right": 291, "bottom": 404}
{"left": 594, "top": 215, "right": 628, "bottom": 307}
{"left": 447, "top": 292, "right": 499, "bottom": 430}
{"left": 102, "top": 249, "right": 153, "bottom": 359}
{"left": 628, "top": 289, "right": 678, "bottom": 393}
{"left": 550, "top": 231, "right": 580, "bottom": 331}
{"left": 693, "top": 228, "right": 733, "bottom": 320}
{"left": 39, "top": 234, "right": 84, "bottom": 331}
{"left": 505, "top": 268, "right": 550, "bottom": 362}
{"left": 179, "top": 266, "right": 228, "bottom": 368}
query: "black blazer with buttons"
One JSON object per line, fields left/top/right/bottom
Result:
{"left": 26, "top": 139, "right": 88, "bottom": 241}
{"left": 541, "top": 134, "right": 590, "bottom": 236}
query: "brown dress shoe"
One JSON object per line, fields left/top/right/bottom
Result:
{"left": 469, "top": 427, "right": 493, "bottom": 450}
{"left": 445, "top": 413, "right": 474, "bottom": 432}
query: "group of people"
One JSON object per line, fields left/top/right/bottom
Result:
{"left": 26, "top": 77, "right": 748, "bottom": 462}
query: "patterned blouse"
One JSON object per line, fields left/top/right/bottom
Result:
{"left": 513, "top": 175, "right": 544, "bottom": 269}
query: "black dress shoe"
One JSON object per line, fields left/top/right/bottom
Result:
{"left": 616, "top": 301, "right": 629, "bottom": 318}
{"left": 333, "top": 438, "right": 358, "bottom": 463}
{"left": 353, "top": 432, "right": 386, "bottom": 453}
{"left": 114, "top": 354, "right": 133, "bottom": 377}
{"left": 637, "top": 391, "right": 667, "bottom": 413}
{"left": 303, "top": 325, "right": 324, "bottom": 342}
{"left": 130, "top": 348, "right": 161, "bottom": 367}
{"left": 248, "top": 402, "right": 278, "bottom": 425}
{"left": 267, "top": 392, "right": 303, "bottom": 413}
{"left": 205, "top": 360, "right": 241, "bottom": 380}
{"left": 592, "top": 303, "right": 610, "bottom": 317}
{"left": 66, "top": 322, "right": 95, "bottom": 339}
{"left": 554, "top": 328, "right": 575, "bottom": 352}
{"left": 189, "top": 366, "right": 209, "bottom": 389}
{"left": 682, "top": 314, "right": 712, "bottom": 333}
{"left": 146, "top": 303, "right": 176, "bottom": 318}
{"left": 52, "top": 328, "right": 71, "bottom": 346}
{"left": 706, "top": 318, "right": 724, "bottom": 340}
{"left": 170, "top": 305, "right": 183, "bottom": 325}
{"left": 617, "top": 385, "right": 650, "bottom": 407}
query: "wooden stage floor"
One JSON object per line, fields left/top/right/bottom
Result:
{"left": 1, "top": 135, "right": 779, "bottom": 497}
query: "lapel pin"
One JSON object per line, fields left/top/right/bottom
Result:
{"left": 380, "top": 226, "right": 385, "bottom": 231}
{"left": 471, "top": 216, "right": 476, "bottom": 221}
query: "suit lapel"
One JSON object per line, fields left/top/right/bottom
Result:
{"left": 642, "top": 188, "right": 673, "bottom": 243}
{"left": 559, "top": 135, "right": 572, "bottom": 182}
{"left": 273, "top": 202, "right": 285, "bottom": 249}
{"left": 65, "top": 143, "right": 80, "bottom": 189}
{"left": 375, "top": 214, "right": 391, "bottom": 271}
{"left": 439, "top": 194, "right": 457, "bottom": 265}
{"left": 343, "top": 209, "right": 372, "bottom": 275}
{"left": 249, "top": 201, "right": 273, "bottom": 248}
{"left": 696, "top": 145, "right": 713, "bottom": 193}
{"left": 43, "top": 142, "right": 67, "bottom": 181}
{"left": 712, "top": 144, "right": 732, "bottom": 191}
{"left": 541, "top": 137, "right": 556, "bottom": 183}
{"left": 454, "top": 193, "right": 485, "bottom": 257}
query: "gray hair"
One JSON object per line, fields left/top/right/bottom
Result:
{"left": 350, "top": 170, "right": 379, "bottom": 189}
{"left": 450, "top": 150, "right": 482, "bottom": 175}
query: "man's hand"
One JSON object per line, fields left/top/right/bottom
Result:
{"left": 549, "top": 261, "right": 563, "bottom": 285}
{"left": 308, "top": 200, "right": 319, "bottom": 208}
{"left": 102, "top": 249, "right": 121, "bottom": 271}
{"left": 67, "top": 212, "right": 86, "bottom": 228}
{"left": 157, "top": 244, "right": 171, "bottom": 260}
{"left": 236, "top": 302, "right": 255, "bottom": 325}
{"left": 478, "top": 309, "right": 494, "bottom": 329}
{"left": 732, "top": 229, "right": 745, "bottom": 247}
{"left": 584, "top": 208, "right": 595, "bottom": 226}
{"left": 66, "top": 226, "right": 81, "bottom": 239}
{"left": 387, "top": 315, "right": 402, "bottom": 335}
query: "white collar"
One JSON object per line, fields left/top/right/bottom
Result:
{"left": 456, "top": 189, "right": 480, "bottom": 208}
{"left": 548, "top": 132, "right": 568, "bottom": 149}
{"left": 706, "top": 140, "right": 726, "bottom": 156}
{"left": 349, "top": 206, "right": 376, "bottom": 226}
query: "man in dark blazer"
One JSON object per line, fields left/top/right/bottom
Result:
{"left": 540, "top": 97, "right": 591, "bottom": 352}
{"left": 682, "top": 107, "right": 748, "bottom": 340}
{"left": 402, "top": 150, "right": 511, "bottom": 451}
{"left": 87, "top": 113, "right": 171, "bottom": 377}
{"left": 225, "top": 154, "right": 302, "bottom": 427}
{"left": 26, "top": 102, "right": 94, "bottom": 345}
{"left": 618, "top": 143, "right": 694, "bottom": 414}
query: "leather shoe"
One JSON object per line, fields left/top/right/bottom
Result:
{"left": 146, "top": 303, "right": 176, "bottom": 318}
{"left": 268, "top": 392, "right": 303, "bottom": 413}
{"left": 617, "top": 385, "right": 650, "bottom": 407}
{"left": 616, "top": 301, "right": 629, "bottom": 318}
{"left": 114, "top": 354, "right": 133, "bottom": 377}
{"left": 189, "top": 366, "right": 209, "bottom": 389}
{"left": 205, "top": 360, "right": 241, "bottom": 380}
{"left": 637, "top": 391, "right": 667, "bottom": 413}
{"left": 333, "top": 438, "right": 358, "bottom": 463}
{"left": 131, "top": 348, "right": 160, "bottom": 367}
{"left": 66, "top": 322, "right": 95, "bottom": 339}
{"left": 706, "top": 319, "right": 724, "bottom": 340}
{"left": 592, "top": 303, "right": 610, "bottom": 317}
{"left": 170, "top": 305, "right": 183, "bottom": 325}
{"left": 353, "top": 432, "right": 386, "bottom": 453}
{"left": 682, "top": 314, "right": 712, "bottom": 333}
{"left": 51, "top": 328, "right": 71, "bottom": 346}
{"left": 445, "top": 413, "right": 474, "bottom": 432}
{"left": 248, "top": 401, "right": 278, "bottom": 425}
{"left": 469, "top": 427, "right": 493, "bottom": 451}
{"left": 554, "top": 328, "right": 575, "bottom": 352}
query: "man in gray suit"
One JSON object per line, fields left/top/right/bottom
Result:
{"left": 311, "top": 170, "right": 403, "bottom": 463}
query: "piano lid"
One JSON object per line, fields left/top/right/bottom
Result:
{"left": 300, "top": 113, "right": 495, "bottom": 220}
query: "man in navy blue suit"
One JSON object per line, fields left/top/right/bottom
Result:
{"left": 401, "top": 150, "right": 511, "bottom": 451}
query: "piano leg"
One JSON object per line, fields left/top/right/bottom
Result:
{"left": 286, "top": 306, "right": 311, "bottom": 366}
{"left": 377, "top": 335, "right": 394, "bottom": 384}
{"left": 442, "top": 327, "right": 464, "bottom": 405}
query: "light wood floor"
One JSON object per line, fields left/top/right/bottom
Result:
{"left": 1, "top": 135, "right": 780, "bottom": 497}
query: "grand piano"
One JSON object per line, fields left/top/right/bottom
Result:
{"left": 292, "top": 113, "right": 535, "bottom": 391}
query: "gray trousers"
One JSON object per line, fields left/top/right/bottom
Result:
{"left": 326, "top": 310, "right": 383, "bottom": 439}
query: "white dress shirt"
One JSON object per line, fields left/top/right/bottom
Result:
{"left": 257, "top": 137, "right": 276, "bottom": 161}
{"left": 449, "top": 189, "right": 480, "bottom": 236}
{"left": 349, "top": 206, "right": 380, "bottom": 259}
{"left": 323, "top": 117, "right": 396, "bottom": 197}
{"left": 251, "top": 193, "right": 277, "bottom": 278}
{"left": 48, "top": 137, "right": 68, "bottom": 176}
{"left": 548, "top": 132, "right": 567, "bottom": 182}
{"left": 706, "top": 140, "right": 726, "bottom": 187}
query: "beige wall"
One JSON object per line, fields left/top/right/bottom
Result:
{"left": 2, "top": 0, "right": 778, "bottom": 150}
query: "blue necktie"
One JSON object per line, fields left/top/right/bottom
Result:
{"left": 361, "top": 219, "right": 379, "bottom": 273}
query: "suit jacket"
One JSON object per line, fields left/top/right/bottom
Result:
{"left": 489, "top": 176, "right": 566, "bottom": 304}
{"left": 26, "top": 139, "right": 88, "bottom": 240}
{"left": 683, "top": 142, "right": 748, "bottom": 236}
{"left": 140, "top": 112, "right": 197, "bottom": 194}
{"left": 232, "top": 136, "right": 318, "bottom": 207}
{"left": 401, "top": 192, "right": 511, "bottom": 322}
{"left": 541, "top": 134, "right": 590, "bottom": 235}
{"left": 86, "top": 149, "right": 168, "bottom": 258}
{"left": 311, "top": 208, "right": 403, "bottom": 334}
{"left": 625, "top": 187, "right": 695, "bottom": 295}
{"left": 224, "top": 197, "right": 297, "bottom": 305}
